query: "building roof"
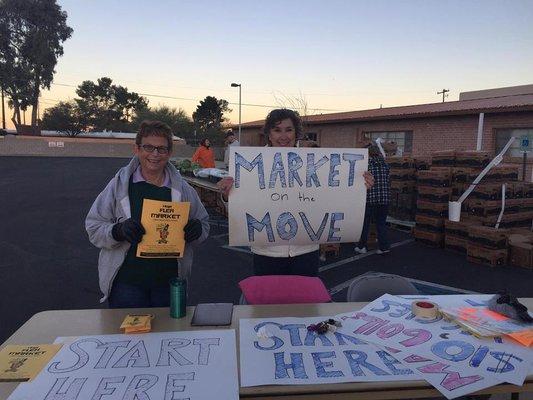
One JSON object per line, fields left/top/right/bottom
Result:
{"left": 239, "top": 93, "right": 533, "bottom": 128}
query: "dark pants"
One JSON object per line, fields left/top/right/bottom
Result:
{"left": 358, "top": 204, "right": 390, "bottom": 251}
{"left": 108, "top": 281, "right": 170, "bottom": 308}
{"left": 253, "top": 250, "right": 320, "bottom": 277}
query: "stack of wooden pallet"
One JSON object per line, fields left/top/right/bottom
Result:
{"left": 413, "top": 152, "right": 454, "bottom": 246}
{"left": 466, "top": 225, "right": 509, "bottom": 267}
{"left": 388, "top": 156, "right": 421, "bottom": 221}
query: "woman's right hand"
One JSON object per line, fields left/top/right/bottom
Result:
{"left": 217, "top": 177, "right": 234, "bottom": 200}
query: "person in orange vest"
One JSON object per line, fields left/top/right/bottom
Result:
{"left": 192, "top": 138, "right": 215, "bottom": 168}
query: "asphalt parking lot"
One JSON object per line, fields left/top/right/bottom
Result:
{"left": 1, "top": 156, "right": 532, "bottom": 343}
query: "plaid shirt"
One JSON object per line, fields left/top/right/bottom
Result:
{"left": 367, "top": 156, "right": 390, "bottom": 205}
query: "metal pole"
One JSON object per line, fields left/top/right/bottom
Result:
{"left": 1, "top": 87, "right": 5, "bottom": 129}
{"left": 238, "top": 85, "right": 242, "bottom": 143}
{"left": 523, "top": 151, "right": 527, "bottom": 181}
{"left": 476, "top": 113, "right": 484, "bottom": 150}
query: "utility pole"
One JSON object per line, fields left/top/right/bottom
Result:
{"left": 1, "top": 86, "right": 5, "bottom": 129}
{"left": 437, "top": 89, "right": 449, "bottom": 102}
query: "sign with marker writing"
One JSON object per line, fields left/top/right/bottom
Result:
{"left": 239, "top": 317, "right": 416, "bottom": 387}
{"left": 337, "top": 294, "right": 531, "bottom": 399}
{"left": 228, "top": 147, "right": 368, "bottom": 246}
{"left": 7, "top": 330, "right": 238, "bottom": 400}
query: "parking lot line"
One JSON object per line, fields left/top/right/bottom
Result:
{"left": 319, "top": 238, "right": 415, "bottom": 273}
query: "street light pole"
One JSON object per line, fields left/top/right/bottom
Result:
{"left": 231, "top": 83, "right": 241, "bottom": 143}
{"left": 1, "top": 86, "right": 5, "bottom": 130}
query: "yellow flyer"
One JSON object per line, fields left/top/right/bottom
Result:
{"left": 136, "top": 199, "right": 190, "bottom": 258}
{"left": 0, "top": 344, "right": 62, "bottom": 381}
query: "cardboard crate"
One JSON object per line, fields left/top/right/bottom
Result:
{"left": 452, "top": 167, "right": 481, "bottom": 184}
{"left": 445, "top": 235, "right": 469, "bottom": 254}
{"left": 522, "top": 198, "right": 533, "bottom": 212}
{"left": 415, "top": 215, "right": 445, "bottom": 233}
{"left": 417, "top": 170, "right": 452, "bottom": 188}
{"left": 431, "top": 150, "right": 456, "bottom": 167}
{"left": 445, "top": 220, "right": 480, "bottom": 238}
{"left": 469, "top": 165, "right": 519, "bottom": 183}
{"left": 391, "top": 180, "right": 416, "bottom": 193}
{"left": 388, "top": 157, "right": 413, "bottom": 169}
{"left": 468, "top": 225, "right": 508, "bottom": 250}
{"left": 416, "top": 200, "right": 448, "bottom": 218}
{"left": 508, "top": 234, "right": 533, "bottom": 269}
{"left": 390, "top": 168, "right": 416, "bottom": 181}
{"left": 413, "top": 157, "right": 431, "bottom": 171}
{"left": 413, "top": 227, "right": 444, "bottom": 247}
{"left": 466, "top": 199, "right": 521, "bottom": 218}
{"left": 455, "top": 151, "right": 491, "bottom": 168}
{"left": 471, "top": 183, "right": 513, "bottom": 201}
{"left": 418, "top": 186, "right": 451, "bottom": 203}
{"left": 483, "top": 211, "right": 533, "bottom": 229}
{"left": 451, "top": 183, "right": 469, "bottom": 201}
{"left": 467, "top": 244, "right": 507, "bottom": 267}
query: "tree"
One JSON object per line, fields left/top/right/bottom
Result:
{"left": 192, "top": 96, "right": 230, "bottom": 133}
{"left": 75, "top": 77, "right": 148, "bottom": 132}
{"left": 41, "top": 100, "right": 86, "bottom": 137}
{"left": 133, "top": 105, "right": 194, "bottom": 139}
{"left": 0, "top": 0, "right": 73, "bottom": 132}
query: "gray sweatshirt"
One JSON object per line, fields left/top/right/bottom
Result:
{"left": 85, "top": 157, "right": 210, "bottom": 303}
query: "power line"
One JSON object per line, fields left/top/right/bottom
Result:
{"left": 49, "top": 82, "right": 347, "bottom": 112}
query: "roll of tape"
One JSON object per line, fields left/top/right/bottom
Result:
{"left": 412, "top": 301, "right": 439, "bottom": 318}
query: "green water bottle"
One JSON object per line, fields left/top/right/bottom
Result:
{"left": 169, "top": 277, "right": 187, "bottom": 318}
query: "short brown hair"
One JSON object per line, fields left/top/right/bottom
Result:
{"left": 136, "top": 120, "right": 173, "bottom": 151}
{"left": 263, "top": 109, "right": 303, "bottom": 144}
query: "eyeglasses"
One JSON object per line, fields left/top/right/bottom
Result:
{"left": 139, "top": 144, "right": 170, "bottom": 154}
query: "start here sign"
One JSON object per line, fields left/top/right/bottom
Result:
{"left": 228, "top": 147, "right": 368, "bottom": 246}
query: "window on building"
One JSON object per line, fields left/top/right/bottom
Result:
{"left": 495, "top": 128, "right": 533, "bottom": 157}
{"left": 364, "top": 131, "right": 413, "bottom": 155}
{"left": 305, "top": 132, "right": 318, "bottom": 142}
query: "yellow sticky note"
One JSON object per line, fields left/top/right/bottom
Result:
{"left": 120, "top": 314, "right": 153, "bottom": 333}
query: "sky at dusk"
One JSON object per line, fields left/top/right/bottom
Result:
{"left": 8, "top": 0, "right": 533, "bottom": 128}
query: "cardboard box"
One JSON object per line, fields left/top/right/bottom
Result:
{"left": 445, "top": 220, "right": 480, "bottom": 238}
{"left": 508, "top": 234, "right": 533, "bottom": 269}
{"left": 467, "top": 244, "right": 507, "bottom": 267}
{"left": 418, "top": 186, "right": 451, "bottom": 203}
{"left": 413, "top": 227, "right": 444, "bottom": 247}
{"left": 415, "top": 215, "right": 445, "bottom": 233}
{"left": 416, "top": 200, "right": 448, "bottom": 218}
{"left": 467, "top": 225, "right": 508, "bottom": 250}
{"left": 445, "top": 235, "right": 469, "bottom": 254}
{"left": 417, "top": 170, "right": 452, "bottom": 188}
{"left": 431, "top": 150, "right": 456, "bottom": 167}
{"left": 455, "top": 151, "right": 491, "bottom": 168}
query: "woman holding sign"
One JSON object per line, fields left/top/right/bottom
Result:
{"left": 219, "top": 109, "right": 374, "bottom": 277}
{"left": 86, "top": 121, "right": 210, "bottom": 308}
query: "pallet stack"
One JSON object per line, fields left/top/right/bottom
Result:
{"left": 413, "top": 151, "right": 455, "bottom": 246}
{"left": 466, "top": 225, "right": 509, "bottom": 267}
{"left": 388, "top": 156, "right": 417, "bottom": 221}
{"left": 508, "top": 229, "right": 533, "bottom": 270}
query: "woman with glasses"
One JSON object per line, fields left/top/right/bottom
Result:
{"left": 85, "top": 120, "right": 210, "bottom": 308}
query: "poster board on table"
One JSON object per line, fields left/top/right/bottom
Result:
{"left": 239, "top": 316, "right": 416, "bottom": 387}
{"left": 228, "top": 147, "right": 368, "bottom": 246}
{"left": 337, "top": 294, "right": 532, "bottom": 399}
{"left": 7, "top": 330, "right": 238, "bottom": 400}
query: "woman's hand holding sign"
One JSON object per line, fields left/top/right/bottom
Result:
{"left": 217, "top": 176, "right": 234, "bottom": 201}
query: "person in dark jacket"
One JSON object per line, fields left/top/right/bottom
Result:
{"left": 355, "top": 143, "right": 391, "bottom": 254}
